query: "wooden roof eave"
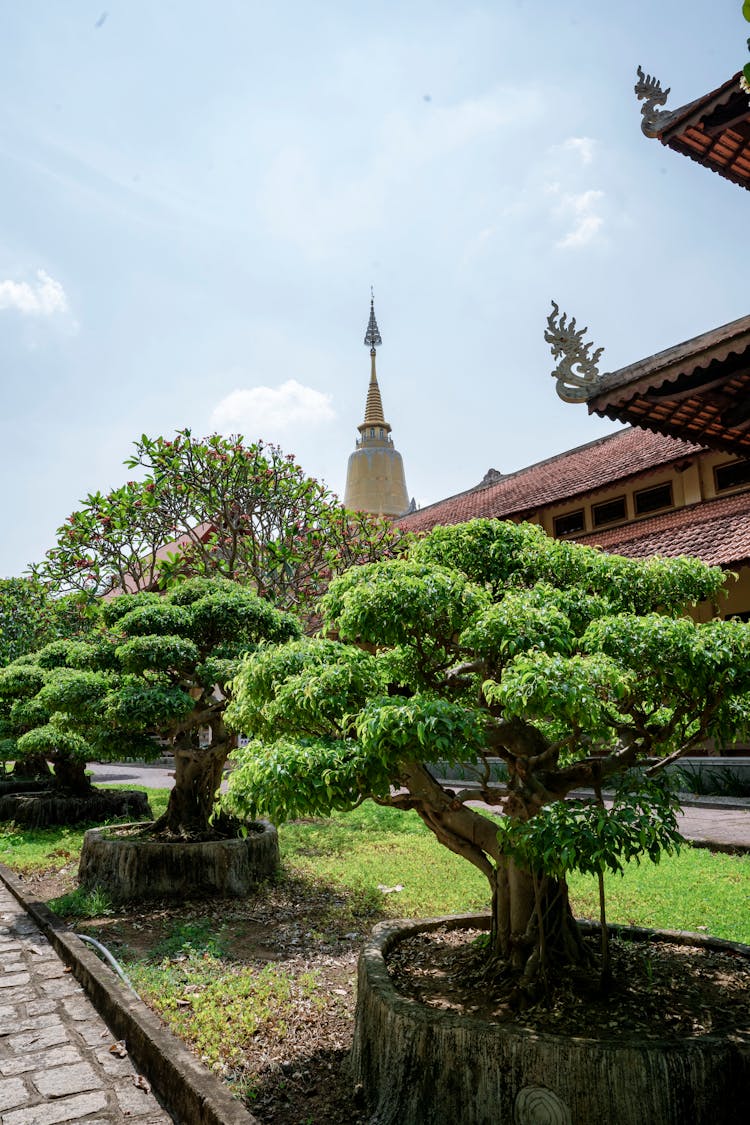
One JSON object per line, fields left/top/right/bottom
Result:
{"left": 652, "top": 74, "right": 742, "bottom": 140}
{"left": 586, "top": 314, "right": 750, "bottom": 415}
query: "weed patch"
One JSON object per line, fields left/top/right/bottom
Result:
{"left": 149, "top": 918, "right": 229, "bottom": 960}
{"left": 49, "top": 885, "right": 114, "bottom": 918}
{"left": 128, "top": 954, "right": 325, "bottom": 1076}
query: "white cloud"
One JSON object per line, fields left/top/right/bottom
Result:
{"left": 558, "top": 213, "right": 604, "bottom": 249}
{"left": 554, "top": 189, "right": 605, "bottom": 249}
{"left": 562, "top": 136, "right": 595, "bottom": 165}
{"left": 462, "top": 133, "right": 608, "bottom": 267}
{"left": 210, "top": 379, "right": 336, "bottom": 439}
{"left": 0, "top": 270, "right": 69, "bottom": 316}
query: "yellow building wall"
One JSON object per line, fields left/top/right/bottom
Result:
{"left": 534, "top": 451, "right": 750, "bottom": 619}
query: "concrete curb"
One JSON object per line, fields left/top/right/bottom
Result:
{"left": 687, "top": 837, "right": 750, "bottom": 855}
{"left": 0, "top": 862, "right": 260, "bottom": 1125}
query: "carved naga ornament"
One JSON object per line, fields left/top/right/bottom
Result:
{"left": 635, "top": 64, "right": 674, "bottom": 137}
{"left": 545, "top": 301, "right": 604, "bottom": 404}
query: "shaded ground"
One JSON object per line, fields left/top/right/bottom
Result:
{"left": 23, "top": 865, "right": 370, "bottom": 1125}
{"left": 17, "top": 865, "right": 750, "bottom": 1125}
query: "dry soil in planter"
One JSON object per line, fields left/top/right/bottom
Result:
{"left": 352, "top": 913, "right": 750, "bottom": 1125}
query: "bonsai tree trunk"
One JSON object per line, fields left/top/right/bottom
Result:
{"left": 401, "top": 763, "right": 585, "bottom": 991}
{"left": 52, "top": 755, "right": 92, "bottom": 795}
{"left": 496, "top": 860, "right": 587, "bottom": 994}
{"left": 157, "top": 739, "right": 229, "bottom": 837}
{"left": 10, "top": 753, "right": 52, "bottom": 781}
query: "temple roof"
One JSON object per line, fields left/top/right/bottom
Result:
{"left": 587, "top": 313, "right": 750, "bottom": 455}
{"left": 636, "top": 68, "right": 750, "bottom": 192}
{"left": 399, "top": 427, "right": 702, "bottom": 534}
{"left": 398, "top": 425, "right": 750, "bottom": 568}
{"left": 576, "top": 489, "right": 750, "bottom": 568}
{"left": 549, "top": 306, "right": 750, "bottom": 457}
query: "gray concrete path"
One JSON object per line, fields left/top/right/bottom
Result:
{"left": 0, "top": 880, "right": 174, "bottom": 1125}
{"left": 675, "top": 801, "right": 750, "bottom": 852}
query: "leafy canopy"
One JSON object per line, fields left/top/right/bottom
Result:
{"left": 0, "top": 576, "right": 95, "bottom": 668}
{"left": 226, "top": 520, "right": 747, "bottom": 921}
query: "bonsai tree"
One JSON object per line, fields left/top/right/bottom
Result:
{"left": 33, "top": 430, "right": 406, "bottom": 623}
{"left": 0, "top": 577, "right": 98, "bottom": 783}
{"left": 225, "top": 519, "right": 750, "bottom": 992}
{"left": 0, "top": 577, "right": 299, "bottom": 836}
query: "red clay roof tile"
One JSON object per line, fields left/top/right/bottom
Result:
{"left": 399, "top": 427, "right": 703, "bottom": 534}
{"left": 573, "top": 491, "right": 750, "bottom": 567}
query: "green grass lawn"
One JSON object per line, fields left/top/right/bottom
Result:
{"left": 0, "top": 790, "right": 747, "bottom": 943}
{"left": 280, "top": 803, "right": 750, "bottom": 944}
{"left": 0, "top": 785, "right": 170, "bottom": 873}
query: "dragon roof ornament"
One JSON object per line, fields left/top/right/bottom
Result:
{"left": 635, "top": 65, "right": 676, "bottom": 137}
{"left": 545, "top": 301, "right": 604, "bottom": 404}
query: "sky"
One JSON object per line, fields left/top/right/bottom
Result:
{"left": 1, "top": 1, "right": 749, "bottom": 577}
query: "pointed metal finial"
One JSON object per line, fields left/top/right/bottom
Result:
{"left": 364, "top": 293, "right": 382, "bottom": 350}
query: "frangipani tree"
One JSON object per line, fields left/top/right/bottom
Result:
{"left": 0, "top": 578, "right": 299, "bottom": 835}
{"left": 226, "top": 520, "right": 750, "bottom": 992}
{"left": 33, "top": 430, "right": 406, "bottom": 624}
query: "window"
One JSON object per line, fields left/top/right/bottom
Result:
{"left": 553, "top": 509, "right": 585, "bottom": 537}
{"left": 634, "top": 482, "right": 673, "bottom": 516}
{"left": 715, "top": 459, "right": 750, "bottom": 493}
{"left": 592, "top": 496, "right": 627, "bottom": 527}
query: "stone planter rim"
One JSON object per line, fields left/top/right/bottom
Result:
{"left": 83, "top": 818, "right": 271, "bottom": 842}
{"left": 363, "top": 911, "right": 750, "bottom": 1047}
{"left": 79, "top": 818, "right": 279, "bottom": 901}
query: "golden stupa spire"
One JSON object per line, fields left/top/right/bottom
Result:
{"left": 344, "top": 292, "right": 410, "bottom": 518}
{"left": 361, "top": 294, "right": 389, "bottom": 431}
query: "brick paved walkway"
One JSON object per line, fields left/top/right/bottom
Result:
{"left": 0, "top": 881, "right": 174, "bottom": 1125}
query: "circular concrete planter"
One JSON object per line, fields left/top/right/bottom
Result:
{"left": 352, "top": 913, "right": 750, "bottom": 1125}
{"left": 0, "top": 788, "right": 151, "bottom": 828}
{"left": 79, "top": 819, "right": 279, "bottom": 902}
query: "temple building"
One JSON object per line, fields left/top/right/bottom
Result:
{"left": 399, "top": 64, "right": 750, "bottom": 622}
{"left": 343, "top": 298, "right": 413, "bottom": 518}
{"left": 634, "top": 65, "right": 750, "bottom": 192}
